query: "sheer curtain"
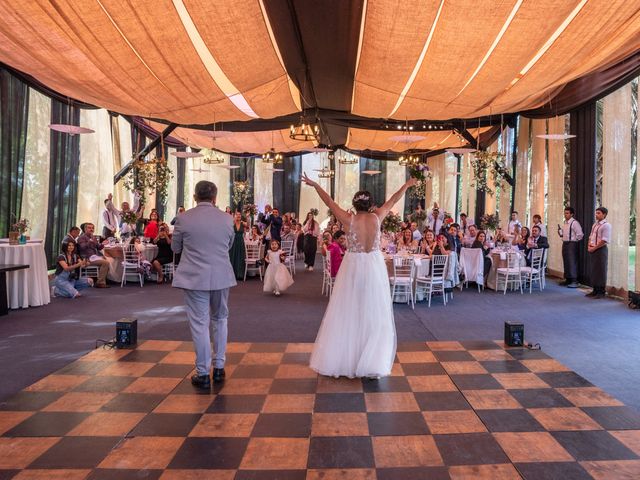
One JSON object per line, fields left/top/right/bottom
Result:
{"left": 484, "top": 141, "right": 498, "bottom": 215}
{"left": 164, "top": 147, "right": 177, "bottom": 221}
{"left": 22, "top": 89, "right": 51, "bottom": 241}
{"left": 188, "top": 152, "right": 231, "bottom": 211}
{"left": 602, "top": 83, "right": 632, "bottom": 293}
{"left": 385, "top": 157, "right": 406, "bottom": 215}
{"left": 116, "top": 116, "right": 133, "bottom": 207}
{"left": 335, "top": 150, "right": 359, "bottom": 211}
{"left": 547, "top": 116, "right": 567, "bottom": 273}
{"left": 530, "top": 119, "right": 547, "bottom": 225}
{"left": 514, "top": 117, "right": 531, "bottom": 222}
{"left": 299, "top": 153, "right": 330, "bottom": 224}
{"left": 443, "top": 153, "right": 457, "bottom": 215}
{"left": 254, "top": 157, "right": 273, "bottom": 212}
{"left": 459, "top": 153, "right": 470, "bottom": 218}
{"left": 497, "top": 127, "right": 515, "bottom": 227}
{"left": 77, "top": 109, "right": 113, "bottom": 229}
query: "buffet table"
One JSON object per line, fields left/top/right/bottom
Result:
{"left": 0, "top": 242, "right": 50, "bottom": 310}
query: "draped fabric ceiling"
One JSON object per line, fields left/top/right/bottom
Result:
{"left": 0, "top": 0, "right": 639, "bottom": 157}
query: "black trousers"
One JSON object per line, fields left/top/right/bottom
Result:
{"left": 303, "top": 234, "right": 318, "bottom": 267}
{"left": 589, "top": 245, "right": 608, "bottom": 294}
{"left": 562, "top": 241, "right": 578, "bottom": 281}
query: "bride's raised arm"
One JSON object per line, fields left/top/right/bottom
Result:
{"left": 376, "top": 177, "right": 418, "bottom": 219}
{"left": 301, "top": 172, "right": 351, "bottom": 226}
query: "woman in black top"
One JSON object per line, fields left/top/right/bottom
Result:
{"left": 53, "top": 241, "right": 92, "bottom": 298}
{"left": 471, "top": 230, "right": 492, "bottom": 276}
{"left": 152, "top": 223, "right": 173, "bottom": 283}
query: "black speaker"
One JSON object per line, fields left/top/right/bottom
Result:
{"left": 504, "top": 321, "right": 524, "bottom": 347}
{"left": 116, "top": 318, "right": 137, "bottom": 349}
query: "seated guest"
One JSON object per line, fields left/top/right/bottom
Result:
{"left": 170, "top": 206, "right": 186, "bottom": 226}
{"left": 281, "top": 223, "right": 295, "bottom": 244}
{"left": 53, "top": 240, "right": 93, "bottom": 298}
{"left": 144, "top": 211, "right": 161, "bottom": 239}
{"left": 326, "top": 230, "right": 347, "bottom": 278}
{"left": 513, "top": 226, "right": 530, "bottom": 250}
{"left": 420, "top": 230, "right": 437, "bottom": 255}
{"left": 410, "top": 222, "right": 423, "bottom": 242}
{"left": 463, "top": 224, "right": 478, "bottom": 247}
{"left": 471, "top": 230, "right": 492, "bottom": 276}
{"left": 76, "top": 223, "right": 110, "bottom": 288}
{"left": 531, "top": 214, "right": 547, "bottom": 237}
{"left": 245, "top": 224, "right": 262, "bottom": 244}
{"left": 525, "top": 225, "right": 549, "bottom": 265}
{"left": 152, "top": 224, "right": 173, "bottom": 283}
{"left": 320, "top": 231, "right": 333, "bottom": 257}
{"left": 225, "top": 206, "right": 232, "bottom": 214}
{"left": 61, "top": 226, "right": 81, "bottom": 249}
{"left": 430, "top": 234, "right": 452, "bottom": 257}
{"left": 494, "top": 228, "right": 509, "bottom": 245}
{"left": 330, "top": 223, "right": 341, "bottom": 236}
{"left": 447, "top": 225, "right": 462, "bottom": 255}
{"left": 397, "top": 228, "right": 419, "bottom": 252}
{"left": 130, "top": 237, "right": 153, "bottom": 277}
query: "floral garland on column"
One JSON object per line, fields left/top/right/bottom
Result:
{"left": 470, "top": 151, "right": 508, "bottom": 196}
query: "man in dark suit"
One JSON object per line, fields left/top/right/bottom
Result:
{"left": 264, "top": 208, "right": 283, "bottom": 243}
{"left": 525, "top": 225, "right": 549, "bottom": 266}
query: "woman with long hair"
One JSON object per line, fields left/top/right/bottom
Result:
{"left": 302, "top": 211, "right": 320, "bottom": 270}
{"left": 302, "top": 172, "right": 417, "bottom": 378}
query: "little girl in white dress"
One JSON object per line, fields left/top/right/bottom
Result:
{"left": 263, "top": 240, "right": 294, "bottom": 296}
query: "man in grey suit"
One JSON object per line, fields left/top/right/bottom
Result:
{"left": 172, "top": 181, "right": 236, "bottom": 388}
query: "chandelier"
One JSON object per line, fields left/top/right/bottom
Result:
{"left": 203, "top": 150, "right": 225, "bottom": 165}
{"left": 262, "top": 148, "right": 283, "bottom": 164}
{"left": 289, "top": 116, "right": 319, "bottom": 141}
{"left": 337, "top": 151, "right": 358, "bottom": 164}
{"left": 316, "top": 153, "right": 334, "bottom": 178}
{"left": 399, "top": 154, "right": 420, "bottom": 166}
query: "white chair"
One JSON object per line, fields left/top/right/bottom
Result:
{"left": 496, "top": 252, "right": 523, "bottom": 295}
{"left": 244, "top": 243, "right": 263, "bottom": 281}
{"left": 121, "top": 244, "right": 144, "bottom": 287}
{"left": 390, "top": 256, "right": 415, "bottom": 308}
{"left": 322, "top": 255, "right": 333, "bottom": 296}
{"left": 520, "top": 248, "right": 544, "bottom": 293}
{"left": 79, "top": 265, "right": 100, "bottom": 280}
{"left": 459, "top": 247, "right": 484, "bottom": 292}
{"left": 281, "top": 239, "right": 295, "bottom": 276}
{"left": 161, "top": 253, "right": 176, "bottom": 282}
{"left": 415, "top": 254, "right": 449, "bottom": 307}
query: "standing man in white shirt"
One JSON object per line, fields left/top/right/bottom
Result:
{"left": 586, "top": 207, "right": 611, "bottom": 299}
{"left": 427, "top": 208, "right": 443, "bottom": 234}
{"left": 459, "top": 213, "right": 474, "bottom": 236}
{"left": 508, "top": 211, "right": 522, "bottom": 235}
{"left": 557, "top": 207, "right": 583, "bottom": 288}
{"left": 102, "top": 198, "right": 118, "bottom": 239}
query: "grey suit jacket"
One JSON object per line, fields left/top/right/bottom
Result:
{"left": 171, "top": 202, "right": 237, "bottom": 291}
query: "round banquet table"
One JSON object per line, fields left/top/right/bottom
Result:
{"left": 384, "top": 252, "right": 459, "bottom": 302}
{"left": 0, "top": 242, "right": 50, "bottom": 309}
{"left": 103, "top": 244, "right": 158, "bottom": 282}
{"left": 486, "top": 249, "right": 526, "bottom": 290}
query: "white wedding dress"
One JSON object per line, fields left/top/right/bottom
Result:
{"left": 310, "top": 212, "right": 397, "bottom": 378}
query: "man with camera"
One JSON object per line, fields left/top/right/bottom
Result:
{"left": 151, "top": 223, "right": 173, "bottom": 283}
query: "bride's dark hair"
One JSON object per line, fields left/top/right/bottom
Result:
{"left": 352, "top": 190, "right": 373, "bottom": 212}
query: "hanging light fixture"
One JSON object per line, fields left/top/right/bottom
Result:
{"left": 289, "top": 114, "right": 320, "bottom": 141}
{"left": 399, "top": 154, "right": 420, "bottom": 166}
{"left": 203, "top": 149, "right": 225, "bottom": 165}
{"left": 262, "top": 130, "right": 283, "bottom": 164}
{"left": 315, "top": 152, "right": 335, "bottom": 178}
{"left": 337, "top": 151, "right": 358, "bottom": 165}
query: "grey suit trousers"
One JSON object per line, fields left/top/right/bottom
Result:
{"left": 183, "top": 288, "right": 229, "bottom": 375}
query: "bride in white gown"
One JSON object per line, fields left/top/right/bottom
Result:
{"left": 302, "top": 173, "right": 417, "bottom": 378}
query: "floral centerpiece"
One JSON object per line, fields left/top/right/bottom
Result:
{"left": 381, "top": 212, "right": 403, "bottom": 233}
{"left": 232, "top": 181, "right": 251, "bottom": 210}
{"left": 121, "top": 210, "right": 138, "bottom": 228}
{"left": 480, "top": 213, "right": 500, "bottom": 234}
{"left": 10, "top": 218, "right": 30, "bottom": 244}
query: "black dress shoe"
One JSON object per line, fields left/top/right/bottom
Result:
{"left": 191, "top": 373, "right": 211, "bottom": 389}
{"left": 585, "top": 291, "right": 597, "bottom": 297}
{"left": 591, "top": 293, "right": 606, "bottom": 299}
{"left": 213, "top": 368, "right": 226, "bottom": 383}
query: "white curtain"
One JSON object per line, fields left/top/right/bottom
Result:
{"left": 443, "top": 153, "right": 457, "bottom": 216}
{"left": 253, "top": 157, "right": 273, "bottom": 212}
{"left": 530, "top": 119, "right": 547, "bottom": 226}
{"left": 546, "top": 116, "right": 567, "bottom": 273}
{"left": 165, "top": 147, "right": 177, "bottom": 221}
{"left": 299, "top": 153, "right": 330, "bottom": 224}
{"left": 498, "top": 127, "right": 515, "bottom": 227}
{"left": 602, "top": 83, "right": 632, "bottom": 293}
{"left": 77, "top": 109, "right": 114, "bottom": 229}
{"left": 514, "top": 117, "right": 531, "bottom": 222}
{"left": 386, "top": 156, "right": 406, "bottom": 215}
{"left": 335, "top": 150, "right": 360, "bottom": 211}
{"left": 21, "top": 89, "right": 51, "bottom": 241}
{"left": 116, "top": 116, "right": 134, "bottom": 208}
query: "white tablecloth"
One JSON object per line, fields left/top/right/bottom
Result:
{"left": 0, "top": 242, "right": 50, "bottom": 309}
{"left": 487, "top": 250, "right": 526, "bottom": 290}
{"left": 103, "top": 245, "right": 158, "bottom": 281}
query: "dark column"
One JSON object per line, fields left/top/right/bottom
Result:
{"left": 569, "top": 103, "right": 597, "bottom": 285}
{"left": 475, "top": 190, "right": 486, "bottom": 224}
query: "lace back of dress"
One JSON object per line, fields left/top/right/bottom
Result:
{"left": 347, "top": 212, "right": 381, "bottom": 253}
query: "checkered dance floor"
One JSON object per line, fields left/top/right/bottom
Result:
{"left": 1, "top": 340, "right": 640, "bottom": 479}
